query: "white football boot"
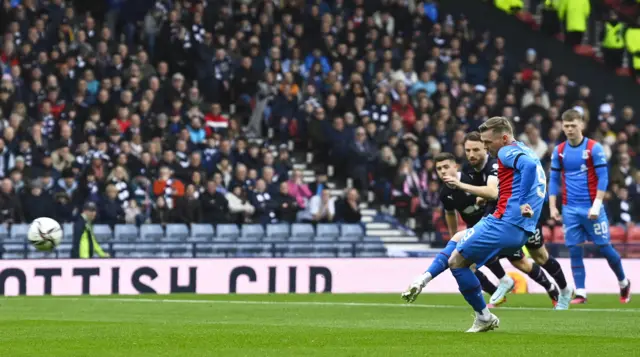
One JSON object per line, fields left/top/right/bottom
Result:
{"left": 489, "top": 275, "right": 515, "bottom": 306}
{"left": 555, "top": 287, "right": 574, "bottom": 310}
{"left": 466, "top": 313, "right": 500, "bottom": 333}
{"left": 401, "top": 281, "right": 425, "bottom": 303}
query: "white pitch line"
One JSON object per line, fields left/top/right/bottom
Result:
{"left": 55, "top": 297, "right": 640, "bottom": 313}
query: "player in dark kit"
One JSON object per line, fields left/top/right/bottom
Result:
{"left": 403, "top": 132, "right": 571, "bottom": 309}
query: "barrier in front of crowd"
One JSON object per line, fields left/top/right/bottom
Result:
{"left": 0, "top": 258, "right": 637, "bottom": 296}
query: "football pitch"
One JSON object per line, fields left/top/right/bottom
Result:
{"left": 0, "top": 294, "right": 637, "bottom": 356}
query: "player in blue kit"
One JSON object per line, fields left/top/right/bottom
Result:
{"left": 404, "top": 117, "right": 549, "bottom": 332}
{"left": 549, "top": 109, "right": 631, "bottom": 304}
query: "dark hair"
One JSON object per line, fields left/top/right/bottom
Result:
{"left": 434, "top": 152, "right": 456, "bottom": 164}
{"left": 478, "top": 116, "right": 513, "bottom": 135}
{"left": 463, "top": 131, "right": 482, "bottom": 145}
{"left": 561, "top": 109, "right": 582, "bottom": 122}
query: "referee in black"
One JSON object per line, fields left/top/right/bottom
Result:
{"left": 71, "top": 202, "right": 110, "bottom": 259}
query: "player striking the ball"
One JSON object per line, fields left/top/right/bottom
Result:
{"left": 402, "top": 117, "right": 548, "bottom": 332}
{"left": 549, "top": 109, "right": 631, "bottom": 304}
{"left": 403, "top": 132, "right": 572, "bottom": 310}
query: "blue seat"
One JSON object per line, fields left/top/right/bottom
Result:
{"left": 56, "top": 243, "right": 72, "bottom": 258}
{"left": 278, "top": 243, "right": 314, "bottom": 257}
{"left": 189, "top": 224, "right": 214, "bottom": 241}
{"left": 10, "top": 224, "right": 29, "bottom": 241}
{"left": 0, "top": 225, "right": 9, "bottom": 241}
{"left": 140, "top": 224, "right": 164, "bottom": 241}
{"left": 216, "top": 224, "right": 240, "bottom": 240}
{"left": 340, "top": 224, "right": 364, "bottom": 240}
{"left": 290, "top": 224, "right": 314, "bottom": 241}
{"left": 315, "top": 224, "right": 339, "bottom": 241}
{"left": 240, "top": 224, "right": 264, "bottom": 241}
{"left": 114, "top": 225, "right": 139, "bottom": 241}
{"left": 236, "top": 243, "right": 272, "bottom": 257}
{"left": 311, "top": 242, "right": 346, "bottom": 257}
{"left": 93, "top": 224, "right": 113, "bottom": 242}
{"left": 62, "top": 223, "right": 73, "bottom": 241}
{"left": 165, "top": 224, "right": 189, "bottom": 240}
{"left": 194, "top": 242, "right": 238, "bottom": 257}
{"left": 359, "top": 242, "right": 387, "bottom": 257}
{"left": 265, "top": 224, "right": 290, "bottom": 242}
{"left": 159, "top": 243, "right": 192, "bottom": 257}
{"left": 1, "top": 242, "right": 27, "bottom": 258}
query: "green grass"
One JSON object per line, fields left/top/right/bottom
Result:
{"left": 0, "top": 293, "right": 638, "bottom": 356}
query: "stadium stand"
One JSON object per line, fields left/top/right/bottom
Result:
{"left": 0, "top": 0, "right": 637, "bottom": 259}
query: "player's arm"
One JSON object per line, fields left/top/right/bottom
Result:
{"left": 499, "top": 147, "right": 538, "bottom": 216}
{"left": 588, "top": 143, "right": 609, "bottom": 219}
{"left": 444, "top": 176, "right": 498, "bottom": 200}
{"left": 440, "top": 194, "right": 458, "bottom": 237}
{"left": 548, "top": 146, "right": 562, "bottom": 220}
{"left": 444, "top": 210, "right": 458, "bottom": 237}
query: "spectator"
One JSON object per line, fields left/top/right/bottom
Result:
{"left": 153, "top": 166, "right": 185, "bottom": 209}
{"left": 298, "top": 189, "right": 336, "bottom": 224}
{"left": 200, "top": 179, "right": 229, "bottom": 225}
{"left": 274, "top": 181, "right": 299, "bottom": 224}
{"left": 151, "top": 196, "right": 172, "bottom": 225}
{"left": 99, "top": 184, "right": 125, "bottom": 227}
{"left": 173, "top": 184, "right": 202, "bottom": 224}
{"left": 250, "top": 179, "right": 277, "bottom": 225}
{"left": 609, "top": 187, "right": 637, "bottom": 227}
{"left": 225, "top": 185, "right": 255, "bottom": 224}
{"left": 21, "top": 180, "right": 55, "bottom": 222}
{"left": 107, "top": 166, "right": 131, "bottom": 208}
{"left": 611, "top": 153, "right": 637, "bottom": 188}
{"left": 0, "top": 178, "right": 23, "bottom": 223}
{"left": 287, "top": 169, "right": 312, "bottom": 209}
{"left": 349, "top": 127, "right": 377, "bottom": 196}
{"left": 335, "top": 188, "right": 362, "bottom": 224}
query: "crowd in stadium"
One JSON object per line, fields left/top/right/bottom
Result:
{"left": 0, "top": 0, "right": 637, "bottom": 237}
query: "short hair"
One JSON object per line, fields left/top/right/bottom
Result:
{"left": 463, "top": 131, "right": 482, "bottom": 145}
{"left": 561, "top": 109, "right": 582, "bottom": 122}
{"left": 434, "top": 152, "right": 456, "bottom": 164}
{"left": 478, "top": 116, "right": 513, "bottom": 135}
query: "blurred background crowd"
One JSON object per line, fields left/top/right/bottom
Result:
{"left": 0, "top": 0, "right": 637, "bottom": 245}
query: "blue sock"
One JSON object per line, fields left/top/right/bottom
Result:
{"left": 599, "top": 244, "right": 626, "bottom": 282}
{"left": 451, "top": 267, "right": 486, "bottom": 313}
{"left": 569, "top": 245, "right": 586, "bottom": 290}
{"left": 426, "top": 240, "right": 457, "bottom": 278}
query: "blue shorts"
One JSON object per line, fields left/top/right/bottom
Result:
{"left": 456, "top": 215, "right": 529, "bottom": 268}
{"left": 562, "top": 205, "right": 610, "bottom": 247}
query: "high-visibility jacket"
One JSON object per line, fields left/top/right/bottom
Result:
{"left": 544, "top": 0, "right": 558, "bottom": 10}
{"left": 558, "top": 0, "right": 590, "bottom": 32}
{"left": 603, "top": 22, "right": 625, "bottom": 49}
{"left": 625, "top": 27, "right": 640, "bottom": 69}
{"left": 71, "top": 215, "right": 107, "bottom": 259}
{"left": 495, "top": 0, "right": 523, "bottom": 14}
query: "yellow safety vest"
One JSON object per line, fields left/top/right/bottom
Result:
{"left": 603, "top": 22, "right": 625, "bottom": 49}
{"left": 625, "top": 28, "right": 640, "bottom": 69}
{"left": 558, "top": 0, "right": 590, "bottom": 32}
{"left": 495, "top": 0, "right": 523, "bottom": 14}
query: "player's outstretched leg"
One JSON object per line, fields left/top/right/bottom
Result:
{"left": 530, "top": 247, "right": 573, "bottom": 310}
{"left": 449, "top": 251, "right": 499, "bottom": 333}
{"left": 598, "top": 244, "right": 631, "bottom": 303}
{"left": 485, "top": 259, "right": 514, "bottom": 307}
{"left": 402, "top": 238, "right": 458, "bottom": 303}
{"left": 569, "top": 245, "right": 587, "bottom": 304}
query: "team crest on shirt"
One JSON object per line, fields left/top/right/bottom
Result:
{"left": 582, "top": 150, "right": 590, "bottom": 159}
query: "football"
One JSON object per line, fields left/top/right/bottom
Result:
{"left": 27, "top": 217, "right": 63, "bottom": 252}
